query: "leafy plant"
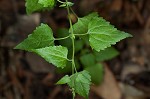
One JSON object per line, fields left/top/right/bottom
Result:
{"left": 14, "top": 0, "right": 132, "bottom": 98}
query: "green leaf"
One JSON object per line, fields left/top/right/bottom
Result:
{"left": 38, "top": 0, "right": 55, "bottom": 7}
{"left": 94, "top": 47, "right": 119, "bottom": 62}
{"left": 68, "top": 70, "right": 91, "bottom": 99}
{"left": 15, "top": 23, "right": 54, "bottom": 51}
{"left": 75, "top": 39, "right": 84, "bottom": 53}
{"left": 33, "top": 46, "right": 68, "bottom": 68}
{"left": 88, "top": 17, "right": 132, "bottom": 51}
{"left": 71, "top": 12, "right": 99, "bottom": 34}
{"left": 85, "top": 63, "right": 104, "bottom": 85}
{"left": 56, "top": 75, "right": 71, "bottom": 84}
{"left": 80, "top": 53, "right": 96, "bottom": 68}
{"left": 80, "top": 49, "right": 91, "bottom": 55}
{"left": 26, "top": 0, "right": 55, "bottom": 14}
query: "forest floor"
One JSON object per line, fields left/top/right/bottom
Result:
{"left": 0, "top": 0, "right": 150, "bottom": 99}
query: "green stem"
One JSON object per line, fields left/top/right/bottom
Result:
{"left": 72, "top": 88, "right": 75, "bottom": 99}
{"left": 70, "top": 7, "right": 78, "bottom": 18}
{"left": 65, "top": 0, "right": 77, "bottom": 74}
{"left": 54, "top": 35, "right": 70, "bottom": 40}
{"left": 72, "top": 59, "right": 77, "bottom": 73}
{"left": 74, "top": 33, "right": 88, "bottom": 36}
{"left": 57, "top": 0, "right": 65, "bottom": 3}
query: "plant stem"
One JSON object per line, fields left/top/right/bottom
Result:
{"left": 70, "top": 7, "right": 78, "bottom": 18}
{"left": 57, "top": 0, "right": 65, "bottom": 3}
{"left": 72, "top": 88, "right": 75, "bottom": 99}
{"left": 74, "top": 33, "right": 88, "bottom": 36}
{"left": 54, "top": 35, "right": 70, "bottom": 40}
{"left": 65, "top": 0, "right": 77, "bottom": 74}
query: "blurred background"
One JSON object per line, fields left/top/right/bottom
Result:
{"left": 0, "top": 0, "right": 150, "bottom": 99}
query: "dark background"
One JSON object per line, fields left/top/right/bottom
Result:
{"left": 0, "top": 0, "right": 150, "bottom": 99}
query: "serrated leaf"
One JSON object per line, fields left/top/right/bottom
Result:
{"left": 15, "top": 23, "right": 54, "bottom": 51}
{"left": 56, "top": 75, "right": 70, "bottom": 84}
{"left": 75, "top": 39, "right": 84, "bottom": 53}
{"left": 71, "top": 12, "right": 99, "bottom": 34}
{"left": 33, "top": 46, "right": 68, "bottom": 68}
{"left": 26, "top": 0, "right": 55, "bottom": 14}
{"left": 85, "top": 63, "right": 104, "bottom": 85}
{"left": 68, "top": 70, "right": 91, "bottom": 99}
{"left": 94, "top": 47, "right": 119, "bottom": 62}
{"left": 88, "top": 17, "right": 132, "bottom": 51}
{"left": 80, "top": 53, "right": 96, "bottom": 68}
{"left": 38, "top": 0, "right": 55, "bottom": 7}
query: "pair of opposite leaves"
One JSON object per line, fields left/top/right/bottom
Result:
{"left": 15, "top": 12, "right": 132, "bottom": 69}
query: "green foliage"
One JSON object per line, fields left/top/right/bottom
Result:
{"left": 80, "top": 52, "right": 104, "bottom": 85}
{"left": 56, "top": 59, "right": 80, "bottom": 73}
{"left": 74, "top": 39, "right": 84, "bottom": 53}
{"left": 38, "top": 0, "right": 55, "bottom": 7}
{"left": 33, "top": 46, "right": 68, "bottom": 68}
{"left": 15, "top": 23, "right": 54, "bottom": 51}
{"left": 88, "top": 17, "right": 132, "bottom": 51}
{"left": 26, "top": 0, "right": 55, "bottom": 14}
{"left": 56, "top": 70, "right": 91, "bottom": 98}
{"left": 56, "top": 29, "right": 119, "bottom": 84}
{"left": 56, "top": 75, "right": 70, "bottom": 84}
{"left": 56, "top": 28, "right": 72, "bottom": 48}
{"left": 94, "top": 47, "right": 119, "bottom": 62}
{"left": 72, "top": 13, "right": 132, "bottom": 51}
{"left": 72, "top": 12, "right": 99, "bottom": 34}
{"left": 14, "top": 0, "right": 132, "bottom": 98}
{"left": 68, "top": 70, "right": 91, "bottom": 99}
{"left": 85, "top": 63, "right": 104, "bottom": 85}
{"left": 80, "top": 53, "right": 96, "bottom": 68}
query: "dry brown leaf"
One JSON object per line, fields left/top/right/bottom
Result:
{"left": 91, "top": 64, "right": 122, "bottom": 99}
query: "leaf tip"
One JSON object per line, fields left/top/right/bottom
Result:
{"left": 128, "top": 33, "right": 133, "bottom": 37}
{"left": 14, "top": 44, "right": 20, "bottom": 50}
{"left": 56, "top": 75, "right": 71, "bottom": 85}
